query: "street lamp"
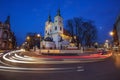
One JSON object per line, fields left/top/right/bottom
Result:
{"left": 109, "top": 31, "right": 114, "bottom": 36}
{"left": 25, "top": 42, "right": 27, "bottom": 44}
{"left": 37, "top": 34, "right": 40, "bottom": 37}
{"left": 26, "top": 36, "right": 30, "bottom": 50}
{"left": 109, "top": 31, "right": 114, "bottom": 49}
{"left": 106, "top": 40, "right": 109, "bottom": 43}
{"left": 26, "top": 36, "right": 30, "bottom": 40}
{"left": 36, "top": 34, "right": 41, "bottom": 54}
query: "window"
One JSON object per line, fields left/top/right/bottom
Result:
{"left": 55, "top": 20, "right": 57, "bottom": 22}
{"left": 55, "top": 26, "right": 57, "bottom": 30}
{"left": 47, "top": 33, "right": 49, "bottom": 35}
{"left": 60, "top": 27, "right": 62, "bottom": 31}
{"left": 50, "top": 29, "right": 52, "bottom": 32}
{"left": 46, "top": 30, "right": 47, "bottom": 33}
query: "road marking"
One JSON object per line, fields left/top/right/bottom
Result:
{"left": 76, "top": 66, "right": 84, "bottom": 72}
{"left": 77, "top": 66, "right": 83, "bottom": 68}
{"left": 77, "top": 69, "right": 84, "bottom": 72}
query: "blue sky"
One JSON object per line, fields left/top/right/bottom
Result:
{"left": 0, "top": 0, "right": 120, "bottom": 45}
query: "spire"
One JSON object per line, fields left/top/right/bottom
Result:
{"left": 48, "top": 13, "right": 51, "bottom": 22}
{"left": 5, "top": 16, "right": 10, "bottom": 24}
{"left": 56, "top": 8, "right": 61, "bottom": 16}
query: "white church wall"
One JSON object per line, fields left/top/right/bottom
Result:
{"left": 43, "top": 9, "right": 71, "bottom": 49}
{"left": 41, "top": 41, "right": 55, "bottom": 49}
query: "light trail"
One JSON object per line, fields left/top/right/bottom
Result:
{"left": 0, "top": 65, "right": 84, "bottom": 73}
{"left": 2, "top": 50, "right": 111, "bottom": 65}
{"left": 0, "top": 50, "right": 112, "bottom": 73}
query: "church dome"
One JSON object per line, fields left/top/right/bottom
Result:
{"left": 44, "top": 37, "right": 53, "bottom": 42}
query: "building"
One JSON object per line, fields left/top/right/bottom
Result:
{"left": 0, "top": 16, "right": 16, "bottom": 50}
{"left": 113, "top": 14, "right": 120, "bottom": 45}
{"left": 41, "top": 9, "right": 76, "bottom": 49}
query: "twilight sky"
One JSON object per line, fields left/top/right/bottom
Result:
{"left": 0, "top": 0, "right": 120, "bottom": 45}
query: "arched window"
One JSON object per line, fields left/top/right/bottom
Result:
{"left": 60, "top": 27, "right": 62, "bottom": 31}
{"left": 50, "top": 29, "right": 52, "bottom": 32}
{"left": 55, "top": 26, "right": 57, "bottom": 30}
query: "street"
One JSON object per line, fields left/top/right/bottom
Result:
{"left": 0, "top": 0, "right": 120, "bottom": 80}
{"left": 0, "top": 51, "right": 120, "bottom": 80}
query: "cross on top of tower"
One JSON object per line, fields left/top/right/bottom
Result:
{"left": 56, "top": 8, "right": 61, "bottom": 16}
{"left": 48, "top": 14, "right": 52, "bottom": 22}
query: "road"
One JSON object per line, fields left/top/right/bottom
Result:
{"left": 0, "top": 51, "right": 120, "bottom": 80}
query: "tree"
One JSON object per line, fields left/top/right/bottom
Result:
{"left": 82, "top": 21, "right": 97, "bottom": 47}
{"left": 66, "top": 19, "right": 75, "bottom": 43}
{"left": 73, "top": 17, "right": 84, "bottom": 47}
{"left": 66, "top": 17, "right": 97, "bottom": 47}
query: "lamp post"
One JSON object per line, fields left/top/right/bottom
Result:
{"left": 26, "top": 36, "right": 30, "bottom": 51}
{"left": 37, "top": 34, "right": 41, "bottom": 54}
{"left": 37, "top": 34, "right": 41, "bottom": 48}
{"left": 109, "top": 31, "right": 114, "bottom": 47}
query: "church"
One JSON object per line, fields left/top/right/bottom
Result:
{"left": 41, "top": 9, "right": 77, "bottom": 49}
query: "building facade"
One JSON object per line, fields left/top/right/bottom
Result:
{"left": 0, "top": 16, "right": 16, "bottom": 50}
{"left": 113, "top": 14, "right": 120, "bottom": 45}
{"left": 41, "top": 9, "right": 75, "bottom": 49}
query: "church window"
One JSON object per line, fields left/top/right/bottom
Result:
{"left": 60, "top": 27, "right": 62, "bottom": 31}
{"left": 48, "top": 33, "right": 49, "bottom": 35}
{"left": 46, "top": 30, "right": 47, "bottom": 33}
{"left": 55, "top": 26, "right": 57, "bottom": 30}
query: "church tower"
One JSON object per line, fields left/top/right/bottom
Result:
{"left": 53, "top": 8, "right": 63, "bottom": 34}
{"left": 44, "top": 14, "right": 53, "bottom": 38}
{"left": 52, "top": 8, "right": 64, "bottom": 48}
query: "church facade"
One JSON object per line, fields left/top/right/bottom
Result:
{"left": 41, "top": 9, "right": 74, "bottom": 49}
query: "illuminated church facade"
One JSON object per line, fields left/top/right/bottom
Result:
{"left": 41, "top": 9, "right": 75, "bottom": 49}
